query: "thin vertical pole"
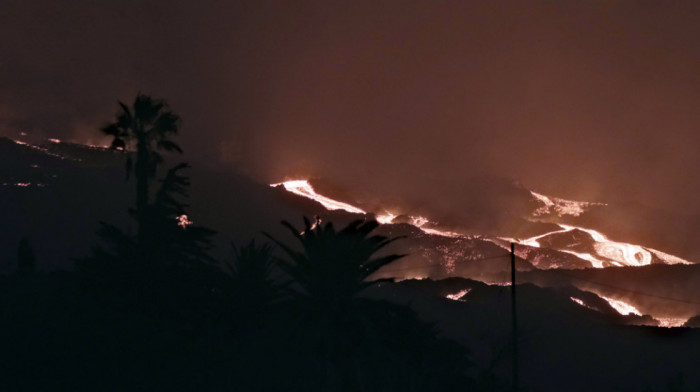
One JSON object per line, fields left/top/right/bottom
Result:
{"left": 511, "top": 242, "right": 518, "bottom": 392}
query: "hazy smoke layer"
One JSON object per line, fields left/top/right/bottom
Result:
{"left": 1, "top": 0, "right": 698, "bottom": 216}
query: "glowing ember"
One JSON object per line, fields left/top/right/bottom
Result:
{"left": 300, "top": 217, "right": 322, "bottom": 235}
{"left": 600, "top": 296, "right": 642, "bottom": 316}
{"left": 176, "top": 214, "right": 193, "bottom": 228}
{"left": 445, "top": 288, "right": 471, "bottom": 301}
{"left": 48, "top": 138, "right": 61, "bottom": 143}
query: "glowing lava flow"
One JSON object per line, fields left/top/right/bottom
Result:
{"left": 273, "top": 180, "right": 690, "bottom": 267}
{"left": 11, "top": 139, "right": 74, "bottom": 161}
{"left": 408, "top": 216, "right": 463, "bottom": 237}
{"left": 600, "top": 296, "right": 642, "bottom": 316}
{"left": 512, "top": 225, "right": 608, "bottom": 267}
{"left": 560, "top": 224, "right": 652, "bottom": 267}
{"left": 272, "top": 180, "right": 366, "bottom": 214}
{"left": 271, "top": 180, "right": 462, "bottom": 237}
{"left": 376, "top": 212, "right": 397, "bottom": 225}
{"left": 531, "top": 191, "right": 605, "bottom": 217}
{"left": 512, "top": 223, "right": 691, "bottom": 268}
{"left": 570, "top": 297, "right": 586, "bottom": 307}
{"left": 603, "top": 296, "right": 691, "bottom": 327}
{"left": 569, "top": 297, "right": 598, "bottom": 311}
{"left": 445, "top": 288, "right": 471, "bottom": 301}
{"left": 655, "top": 318, "right": 688, "bottom": 328}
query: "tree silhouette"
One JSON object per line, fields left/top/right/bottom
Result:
{"left": 79, "top": 163, "right": 215, "bottom": 276}
{"left": 225, "top": 240, "right": 284, "bottom": 313}
{"left": 144, "top": 162, "right": 215, "bottom": 266}
{"left": 261, "top": 218, "right": 471, "bottom": 391}
{"left": 102, "top": 93, "right": 182, "bottom": 241}
{"left": 78, "top": 108, "right": 216, "bottom": 308}
{"left": 266, "top": 217, "right": 403, "bottom": 309}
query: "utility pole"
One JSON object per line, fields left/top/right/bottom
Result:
{"left": 511, "top": 242, "right": 518, "bottom": 392}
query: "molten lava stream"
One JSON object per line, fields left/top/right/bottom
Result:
{"left": 271, "top": 180, "right": 464, "bottom": 237}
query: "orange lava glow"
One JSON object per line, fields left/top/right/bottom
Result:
{"left": 11, "top": 138, "right": 74, "bottom": 161}
{"left": 531, "top": 191, "right": 605, "bottom": 217}
{"left": 271, "top": 180, "right": 366, "bottom": 214}
{"left": 600, "top": 296, "right": 642, "bottom": 316}
{"left": 570, "top": 297, "right": 586, "bottom": 307}
{"left": 272, "top": 179, "right": 691, "bottom": 269}
{"left": 445, "top": 288, "right": 471, "bottom": 301}
{"left": 512, "top": 224, "right": 692, "bottom": 268}
{"left": 271, "top": 180, "right": 464, "bottom": 238}
{"left": 376, "top": 212, "right": 397, "bottom": 224}
{"left": 655, "top": 318, "right": 688, "bottom": 328}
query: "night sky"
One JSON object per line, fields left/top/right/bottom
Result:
{"left": 1, "top": 0, "right": 698, "bottom": 215}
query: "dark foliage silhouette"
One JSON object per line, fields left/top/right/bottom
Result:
{"left": 261, "top": 217, "right": 472, "bottom": 391}
{"left": 79, "top": 95, "right": 217, "bottom": 316}
{"left": 102, "top": 93, "right": 182, "bottom": 240}
{"left": 1, "top": 95, "right": 477, "bottom": 391}
{"left": 266, "top": 217, "right": 403, "bottom": 307}
{"left": 77, "top": 162, "right": 217, "bottom": 313}
{"left": 224, "top": 240, "right": 285, "bottom": 319}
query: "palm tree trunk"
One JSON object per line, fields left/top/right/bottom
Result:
{"left": 135, "top": 134, "right": 149, "bottom": 247}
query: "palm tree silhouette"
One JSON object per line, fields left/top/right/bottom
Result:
{"left": 266, "top": 217, "right": 404, "bottom": 310}
{"left": 222, "top": 240, "right": 285, "bottom": 328}
{"left": 265, "top": 218, "right": 408, "bottom": 389}
{"left": 102, "top": 94, "right": 182, "bottom": 239}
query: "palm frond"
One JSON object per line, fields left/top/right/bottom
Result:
{"left": 271, "top": 217, "right": 405, "bottom": 305}
{"left": 156, "top": 140, "right": 183, "bottom": 153}
{"left": 133, "top": 94, "right": 165, "bottom": 125}
{"left": 152, "top": 111, "right": 180, "bottom": 136}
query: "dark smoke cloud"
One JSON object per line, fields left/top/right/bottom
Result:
{"left": 1, "top": 0, "right": 698, "bottom": 216}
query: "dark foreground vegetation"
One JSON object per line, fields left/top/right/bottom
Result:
{"left": 0, "top": 95, "right": 474, "bottom": 391}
